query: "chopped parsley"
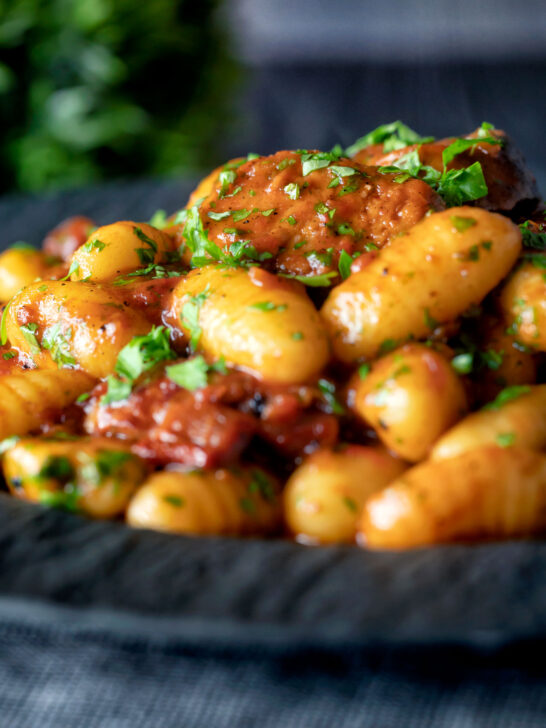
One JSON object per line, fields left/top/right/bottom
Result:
{"left": 358, "top": 363, "right": 371, "bottom": 380}
{"left": 148, "top": 209, "right": 168, "bottom": 229}
{"left": 42, "top": 324, "right": 76, "bottom": 368}
{"left": 20, "top": 322, "right": 40, "bottom": 356}
{"left": 318, "top": 378, "right": 345, "bottom": 415}
{"left": 343, "top": 496, "right": 358, "bottom": 513}
{"left": 134, "top": 226, "right": 158, "bottom": 265}
{"left": 181, "top": 288, "right": 209, "bottom": 351}
{"left": 338, "top": 250, "right": 353, "bottom": 280}
{"left": 299, "top": 149, "right": 343, "bottom": 176}
{"left": 345, "top": 120, "right": 434, "bottom": 156}
{"left": 520, "top": 221, "right": 546, "bottom": 250}
{"left": 496, "top": 432, "right": 516, "bottom": 448}
{"left": 82, "top": 238, "right": 107, "bottom": 253}
{"left": 248, "top": 301, "right": 288, "bottom": 312}
{"left": 208, "top": 211, "right": 231, "bottom": 221}
{"left": 483, "top": 385, "right": 531, "bottom": 411}
{"left": 450, "top": 215, "right": 477, "bottom": 233}
{"left": 2, "top": 351, "right": 15, "bottom": 360}
{"left": 166, "top": 355, "right": 226, "bottom": 391}
{"left": 451, "top": 352, "right": 474, "bottom": 375}
{"left": 283, "top": 183, "right": 300, "bottom": 200}
{"left": 163, "top": 494, "right": 185, "bottom": 507}
{"left": 80, "top": 450, "right": 132, "bottom": 486}
{"left": 102, "top": 326, "right": 176, "bottom": 405}
{"left": 291, "top": 331, "right": 304, "bottom": 341}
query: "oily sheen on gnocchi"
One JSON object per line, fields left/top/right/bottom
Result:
{"left": 0, "top": 120, "right": 544, "bottom": 550}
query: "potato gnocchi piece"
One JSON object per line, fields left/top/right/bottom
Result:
{"left": 3, "top": 437, "right": 146, "bottom": 518}
{"left": 69, "top": 221, "right": 176, "bottom": 283}
{"left": 4, "top": 280, "right": 150, "bottom": 377}
{"left": 499, "top": 260, "right": 546, "bottom": 351}
{"left": 321, "top": 207, "right": 521, "bottom": 362}
{"left": 360, "top": 446, "right": 546, "bottom": 549}
{"left": 168, "top": 266, "right": 330, "bottom": 384}
{"left": 0, "top": 247, "right": 56, "bottom": 302}
{"left": 352, "top": 344, "right": 467, "bottom": 461}
{"left": 432, "top": 384, "right": 546, "bottom": 460}
{"left": 283, "top": 446, "right": 407, "bottom": 544}
{"left": 126, "top": 467, "right": 281, "bottom": 536}
{"left": 0, "top": 369, "right": 94, "bottom": 440}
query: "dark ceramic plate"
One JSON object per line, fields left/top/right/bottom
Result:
{"left": 0, "top": 180, "right": 545, "bottom": 652}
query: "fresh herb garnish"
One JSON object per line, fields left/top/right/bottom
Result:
{"left": 102, "top": 326, "right": 176, "bottom": 405}
{"left": 283, "top": 183, "right": 300, "bottom": 200}
{"left": 338, "top": 250, "right": 353, "bottom": 280}
{"left": 181, "top": 288, "right": 209, "bottom": 351}
{"left": 450, "top": 215, "right": 477, "bottom": 233}
{"left": 166, "top": 355, "right": 225, "bottom": 391}
{"left": 134, "top": 226, "right": 158, "bottom": 265}
{"left": 346, "top": 121, "right": 434, "bottom": 156}
{"left": 20, "top": 322, "right": 40, "bottom": 356}
{"left": 519, "top": 221, "right": 546, "bottom": 251}
{"left": 248, "top": 301, "right": 287, "bottom": 312}
{"left": 318, "top": 378, "right": 345, "bottom": 415}
{"left": 483, "top": 385, "right": 531, "bottom": 411}
{"left": 496, "top": 432, "right": 516, "bottom": 448}
{"left": 42, "top": 324, "right": 76, "bottom": 367}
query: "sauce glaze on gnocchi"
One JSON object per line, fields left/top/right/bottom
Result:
{"left": 0, "top": 121, "right": 544, "bottom": 550}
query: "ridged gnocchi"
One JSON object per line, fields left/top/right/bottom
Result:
{"left": 3, "top": 437, "right": 146, "bottom": 518}
{"left": 360, "top": 447, "right": 546, "bottom": 549}
{"left": 321, "top": 207, "right": 521, "bottom": 362}
{"left": 126, "top": 467, "right": 281, "bottom": 536}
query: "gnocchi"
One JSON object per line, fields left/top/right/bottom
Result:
{"left": 0, "top": 120, "right": 542, "bottom": 551}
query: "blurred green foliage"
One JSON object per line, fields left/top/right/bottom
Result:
{"left": 0, "top": 0, "right": 237, "bottom": 193}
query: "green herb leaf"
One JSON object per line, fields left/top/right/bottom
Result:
{"left": 358, "top": 363, "right": 371, "bottom": 380}
{"left": 338, "top": 250, "right": 353, "bottom": 280}
{"left": 451, "top": 352, "right": 474, "bottom": 374}
{"left": 163, "top": 494, "right": 185, "bottom": 507}
{"left": 450, "top": 215, "right": 477, "bottom": 233}
{"left": 442, "top": 134, "right": 502, "bottom": 168}
{"left": 318, "top": 378, "right": 345, "bottom": 415}
{"left": 208, "top": 211, "right": 231, "bottom": 221}
{"left": 279, "top": 271, "right": 337, "bottom": 287}
{"left": 496, "top": 432, "right": 516, "bottom": 448}
{"left": 346, "top": 121, "right": 434, "bottom": 156}
{"left": 520, "top": 221, "right": 546, "bottom": 251}
{"left": 248, "top": 301, "right": 288, "bottom": 312}
{"left": 42, "top": 324, "right": 76, "bottom": 367}
{"left": 166, "top": 355, "right": 210, "bottom": 391}
{"left": 483, "top": 385, "right": 531, "bottom": 411}
{"left": 283, "top": 183, "right": 300, "bottom": 200}
{"left": 20, "top": 322, "right": 40, "bottom": 356}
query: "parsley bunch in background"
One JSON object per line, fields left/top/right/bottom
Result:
{"left": 0, "top": 0, "right": 237, "bottom": 192}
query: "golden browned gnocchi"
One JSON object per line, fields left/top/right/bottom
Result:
{"left": 351, "top": 343, "right": 468, "bottom": 461}
{"left": 431, "top": 384, "right": 546, "bottom": 460}
{"left": 0, "top": 246, "right": 57, "bottom": 302}
{"left": 0, "top": 121, "right": 543, "bottom": 551}
{"left": 283, "top": 446, "right": 407, "bottom": 544}
{"left": 4, "top": 280, "right": 150, "bottom": 377}
{"left": 168, "top": 265, "right": 330, "bottom": 384}
{"left": 499, "top": 260, "right": 546, "bottom": 351}
{"left": 321, "top": 206, "right": 521, "bottom": 362}
{"left": 360, "top": 446, "right": 546, "bottom": 549}
{"left": 0, "top": 369, "right": 95, "bottom": 440}
{"left": 69, "top": 221, "right": 176, "bottom": 283}
{"left": 126, "top": 467, "right": 281, "bottom": 536}
{"left": 3, "top": 437, "right": 147, "bottom": 518}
